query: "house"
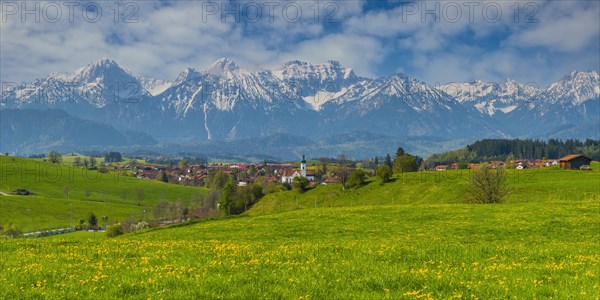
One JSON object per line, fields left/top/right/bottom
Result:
{"left": 516, "top": 162, "right": 526, "bottom": 170}
{"left": 435, "top": 165, "right": 449, "bottom": 171}
{"left": 558, "top": 154, "right": 593, "bottom": 170}
{"left": 322, "top": 176, "right": 340, "bottom": 185}
{"left": 281, "top": 155, "right": 315, "bottom": 183}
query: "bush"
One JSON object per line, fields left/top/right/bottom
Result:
{"left": 346, "top": 169, "right": 367, "bottom": 188}
{"left": 467, "top": 165, "right": 509, "bottom": 204}
{"left": 105, "top": 224, "right": 124, "bottom": 238}
{"left": 376, "top": 165, "right": 392, "bottom": 184}
{"left": 292, "top": 176, "right": 310, "bottom": 193}
{"left": 3, "top": 224, "right": 23, "bottom": 238}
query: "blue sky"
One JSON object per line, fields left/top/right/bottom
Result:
{"left": 1, "top": 0, "right": 599, "bottom": 87}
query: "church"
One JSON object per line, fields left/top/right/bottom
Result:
{"left": 281, "top": 155, "right": 315, "bottom": 184}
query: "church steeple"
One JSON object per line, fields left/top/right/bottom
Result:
{"left": 301, "top": 155, "right": 306, "bottom": 177}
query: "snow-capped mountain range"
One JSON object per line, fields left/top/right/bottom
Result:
{"left": 1, "top": 57, "right": 598, "bottom": 154}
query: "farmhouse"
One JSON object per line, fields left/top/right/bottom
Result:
{"left": 558, "top": 154, "right": 592, "bottom": 170}
{"left": 281, "top": 155, "right": 315, "bottom": 183}
{"left": 435, "top": 165, "right": 449, "bottom": 171}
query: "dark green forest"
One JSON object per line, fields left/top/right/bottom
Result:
{"left": 426, "top": 139, "right": 600, "bottom": 167}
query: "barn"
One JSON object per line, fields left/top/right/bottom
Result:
{"left": 558, "top": 154, "right": 592, "bottom": 170}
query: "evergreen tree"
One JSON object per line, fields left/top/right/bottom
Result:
{"left": 88, "top": 213, "right": 98, "bottom": 229}
{"left": 384, "top": 154, "right": 393, "bottom": 169}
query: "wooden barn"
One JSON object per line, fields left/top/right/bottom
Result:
{"left": 558, "top": 154, "right": 592, "bottom": 170}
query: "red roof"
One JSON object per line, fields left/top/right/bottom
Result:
{"left": 558, "top": 154, "right": 592, "bottom": 162}
{"left": 281, "top": 170, "right": 298, "bottom": 177}
{"left": 281, "top": 170, "right": 315, "bottom": 177}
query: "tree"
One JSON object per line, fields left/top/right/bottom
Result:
{"left": 384, "top": 154, "right": 393, "bottom": 169}
{"left": 88, "top": 213, "right": 98, "bottom": 229}
{"left": 129, "top": 159, "right": 139, "bottom": 168}
{"left": 319, "top": 157, "right": 329, "bottom": 176}
{"left": 219, "top": 177, "right": 237, "bottom": 215}
{"left": 467, "top": 165, "right": 509, "bottom": 204}
{"left": 292, "top": 176, "right": 310, "bottom": 193}
{"left": 48, "top": 151, "right": 62, "bottom": 164}
{"left": 157, "top": 170, "right": 169, "bottom": 183}
{"left": 83, "top": 158, "right": 90, "bottom": 168}
{"left": 336, "top": 154, "right": 352, "bottom": 189}
{"left": 153, "top": 201, "right": 170, "bottom": 220}
{"left": 179, "top": 159, "right": 188, "bottom": 169}
{"left": 3, "top": 224, "right": 22, "bottom": 238}
{"left": 89, "top": 156, "right": 97, "bottom": 168}
{"left": 73, "top": 157, "right": 82, "bottom": 167}
{"left": 209, "top": 171, "right": 229, "bottom": 189}
{"left": 346, "top": 169, "right": 367, "bottom": 188}
{"left": 395, "top": 147, "right": 405, "bottom": 159}
{"left": 394, "top": 152, "right": 418, "bottom": 173}
{"left": 374, "top": 156, "right": 379, "bottom": 167}
{"left": 104, "top": 152, "right": 123, "bottom": 163}
{"left": 376, "top": 165, "right": 392, "bottom": 184}
{"left": 171, "top": 201, "right": 185, "bottom": 222}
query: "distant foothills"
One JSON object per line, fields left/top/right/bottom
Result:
{"left": 1, "top": 58, "right": 599, "bottom": 159}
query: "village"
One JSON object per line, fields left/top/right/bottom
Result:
{"left": 110, "top": 153, "right": 594, "bottom": 187}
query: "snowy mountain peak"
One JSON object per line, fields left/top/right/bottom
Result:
{"left": 544, "top": 70, "right": 600, "bottom": 105}
{"left": 174, "top": 67, "right": 201, "bottom": 85}
{"left": 69, "top": 57, "right": 133, "bottom": 84}
{"left": 205, "top": 58, "right": 240, "bottom": 76}
{"left": 274, "top": 59, "right": 358, "bottom": 93}
{"left": 438, "top": 79, "right": 538, "bottom": 116}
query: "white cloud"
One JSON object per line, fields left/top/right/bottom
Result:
{"left": 506, "top": 1, "right": 600, "bottom": 53}
{"left": 0, "top": 0, "right": 597, "bottom": 87}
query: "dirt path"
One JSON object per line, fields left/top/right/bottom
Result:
{"left": 0, "top": 191, "right": 12, "bottom": 196}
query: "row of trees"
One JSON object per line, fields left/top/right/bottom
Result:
{"left": 72, "top": 156, "right": 98, "bottom": 168}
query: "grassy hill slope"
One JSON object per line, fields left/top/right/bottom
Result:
{"left": 248, "top": 163, "right": 600, "bottom": 215}
{"left": 1, "top": 200, "right": 598, "bottom": 298}
{"left": 0, "top": 156, "right": 206, "bottom": 231}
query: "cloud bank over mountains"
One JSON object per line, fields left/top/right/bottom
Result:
{"left": 1, "top": 0, "right": 598, "bottom": 87}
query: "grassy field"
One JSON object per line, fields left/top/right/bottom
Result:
{"left": 0, "top": 200, "right": 598, "bottom": 298}
{"left": 0, "top": 156, "right": 206, "bottom": 231}
{"left": 0, "top": 158, "right": 598, "bottom": 298}
{"left": 248, "top": 163, "right": 600, "bottom": 215}
{"left": 30, "top": 155, "right": 147, "bottom": 166}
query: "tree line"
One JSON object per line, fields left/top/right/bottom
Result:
{"left": 426, "top": 138, "right": 600, "bottom": 167}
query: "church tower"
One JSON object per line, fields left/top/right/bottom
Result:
{"left": 301, "top": 155, "right": 306, "bottom": 177}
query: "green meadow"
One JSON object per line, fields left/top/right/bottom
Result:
{"left": 0, "top": 157, "right": 598, "bottom": 298}
{"left": 249, "top": 163, "right": 600, "bottom": 215}
{"left": 0, "top": 156, "right": 205, "bottom": 231}
{"left": 1, "top": 201, "right": 598, "bottom": 298}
